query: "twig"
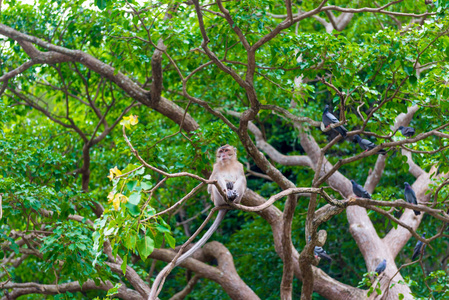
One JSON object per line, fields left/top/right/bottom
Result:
{"left": 141, "top": 183, "right": 205, "bottom": 221}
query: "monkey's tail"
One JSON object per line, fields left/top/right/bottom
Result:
{"left": 148, "top": 209, "right": 227, "bottom": 300}
{"left": 174, "top": 209, "right": 227, "bottom": 266}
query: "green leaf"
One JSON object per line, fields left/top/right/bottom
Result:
{"left": 121, "top": 255, "right": 127, "bottom": 275}
{"left": 125, "top": 202, "right": 140, "bottom": 217}
{"left": 106, "top": 283, "right": 122, "bottom": 296}
{"left": 137, "top": 236, "right": 154, "bottom": 260}
{"left": 128, "top": 192, "right": 141, "bottom": 205}
{"left": 135, "top": 167, "right": 145, "bottom": 175}
{"left": 368, "top": 287, "right": 374, "bottom": 297}
{"left": 164, "top": 232, "right": 176, "bottom": 249}
{"left": 126, "top": 230, "right": 137, "bottom": 250}
{"left": 94, "top": 0, "right": 108, "bottom": 10}
{"left": 398, "top": 293, "right": 404, "bottom": 300}
{"left": 141, "top": 181, "right": 152, "bottom": 190}
{"left": 122, "top": 164, "right": 140, "bottom": 174}
{"left": 156, "top": 223, "right": 171, "bottom": 233}
{"left": 392, "top": 220, "right": 398, "bottom": 230}
{"left": 126, "top": 180, "right": 138, "bottom": 192}
{"left": 404, "top": 66, "right": 414, "bottom": 75}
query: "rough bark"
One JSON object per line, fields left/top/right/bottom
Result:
{"left": 242, "top": 190, "right": 366, "bottom": 300}
{"left": 295, "top": 106, "right": 432, "bottom": 299}
{"left": 149, "top": 241, "right": 260, "bottom": 300}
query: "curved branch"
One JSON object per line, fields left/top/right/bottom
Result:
{"left": 322, "top": 3, "right": 435, "bottom": 18}
{"left": 247, "top": 121, "right": 314, "bottom": 168}
{"left": 149, "top": 242, "right": 260, "bottom": 299}
{"left": 260, "top": 105, "right": 321, "bottom": 127}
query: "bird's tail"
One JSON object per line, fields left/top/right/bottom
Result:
{"left": 378, "top": 149, "right": 387, "bottom": 155}
{"left": 335, "top": 126, "right": 347, "bottom": 138}
{"left": 321, "top": 253, "right": 333, "bottom": 262}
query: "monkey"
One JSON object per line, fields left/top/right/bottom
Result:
{"left": 208, "top": 144, "right": 246, "bottom": 206}
{"left": 148, "top": 145, "right": 246, "bottom": 299}
{"left": 172, "top": 144, "right": 246, "bottom": 264}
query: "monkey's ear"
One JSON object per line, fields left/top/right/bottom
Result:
{"left": 233, "top": 146, "right": 237, "bottom": 152}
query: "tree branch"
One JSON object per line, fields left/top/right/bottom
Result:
{"left": 0, "top": 24, "right": 199, "bottom": 132}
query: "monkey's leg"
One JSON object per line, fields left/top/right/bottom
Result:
{"left": 230, "top": 177, "right": 246, "bottom": 204}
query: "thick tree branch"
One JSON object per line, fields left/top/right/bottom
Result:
{"left": 248, "top": 121, "right": 314, "bottom": 168}
{"left": 151, "top": 39, "right": 166, "bottom": 105}
{"left": 0, "top": 24, "right": 199, "bottom": 132}
{"left": 149, "top": 241, "right": 260, "bottom": 299}
{"left": 242, "top": 190, "right": 365, "bottom": 300}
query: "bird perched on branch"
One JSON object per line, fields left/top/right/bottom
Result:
{"left": 398, "top": 126, "right": 415, "bottom": 137}
{"left": 351, "top": 180, "right": 371, "bottom": 199}
{"left": 322, "top": 105, "right": 347, "bottom": 138}
{"left": 314, "top": 246, "right": 332, "bottom": 262}
{"left": 375, "top": 259, "right": 387, "bottom": 275}
{"left": 412, "top": 233, "right": 426, "bottom": 260}
{"left": 404, "top": 182, "right": 420, "bottom": 216}
{"left": 354, "top": 135, "right": 387, "bottom": 155}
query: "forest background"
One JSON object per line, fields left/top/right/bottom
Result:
{"left": 1, "top": 0, "right": 449, "bottom": 299}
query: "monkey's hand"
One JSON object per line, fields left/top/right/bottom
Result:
{"left": 226, "top": 182, "right": 234, "bottom": 190}
{"left": 226, "top": 189, "right": 239, "bottom": 201}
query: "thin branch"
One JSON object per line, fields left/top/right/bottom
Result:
{"left": 176, "top": 205, "right": 212, "bottom": 226}
{"left": 216, "top": 0, "right": 250, "bottom": 50}
{"left": 169, "top": 274, "right": 200, "bottom": 300}
{"left": 141, "top": 183, "right": 205, "bottom": 221}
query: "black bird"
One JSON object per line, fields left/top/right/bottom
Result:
{"left": 398, "top": 126, "right": 415, "bottom": 137}
{"left": 314, "top": 246, "right": 332, "bottom": 262}
{"left": 354, "top": 135, "right": 387, "bottom": 155}
{"left": 351, "top": 180, "right": 371, "bottom": 199}
{"left": 404, "top": 182, "right": 420, "bottom": 215}
{"left": 322, "top": 105, "right": 348, "bottom": 138}
{"left": 412, "top": 233, "right": 426, "bottom": 260}
{"left": 375, "top": 259, "right": 387, "bottom": 275}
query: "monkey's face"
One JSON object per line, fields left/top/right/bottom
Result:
{"left": 216, "top": 145, "right": 235, "bottom": 163}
